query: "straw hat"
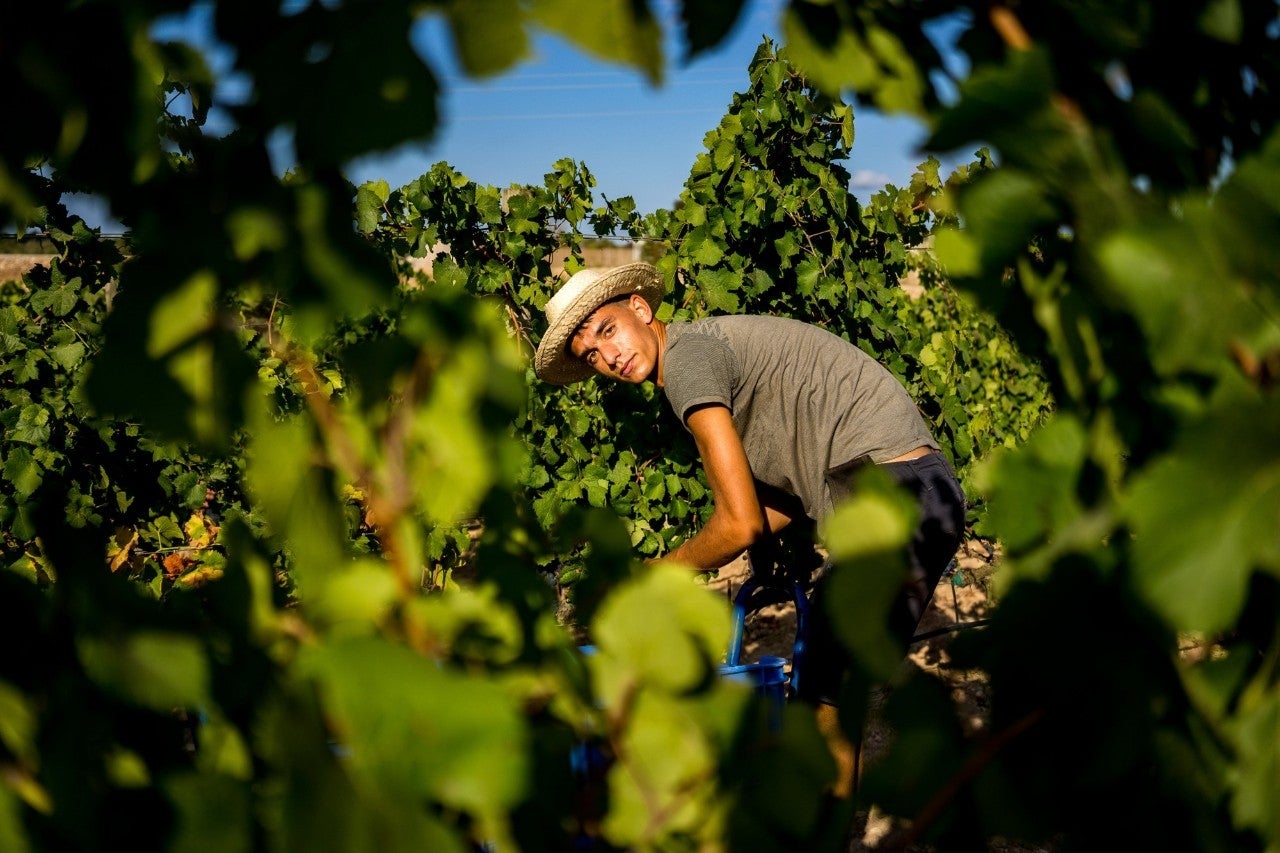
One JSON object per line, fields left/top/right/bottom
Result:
{"left": 534, "top": 262, "right": 665, "bottom": 385}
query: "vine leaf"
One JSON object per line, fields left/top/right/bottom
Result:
{"left": 530, "top": 0, "right": 663, "bottom": 84}
{"left": 444, "top": 0, "right": 530, "bottom": 78}
{"left": 1126, "top": 393, "right": 1280, "bottom": 634}
{"left": 1227, "top": 691, "right": 1280, "bottom": 841}
{"left": 590, "top": 565, "right": 731, "bottom": 701}
{"left": 299, "top": 636, "right": 529, "bottom": 823}
{"left": 78, "top": 631, "right": 210, "bottom": 712}
{"left": 819, "top": 470, "right": 916, "bottom": 678}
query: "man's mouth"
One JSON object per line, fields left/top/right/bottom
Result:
{"left": 619, "top": 356, "right": 634, "bottom": 377}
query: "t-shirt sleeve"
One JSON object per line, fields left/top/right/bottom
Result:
{"left": 662, "top": 332, "right": 737, "bottom": 427}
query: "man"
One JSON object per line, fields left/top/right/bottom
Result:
{"left": 534, "top": 261, "right": 966, "bottom": 796}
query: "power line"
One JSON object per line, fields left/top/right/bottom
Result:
{"left": 444, "top": 107, "right": 714, "bottom": 122}
{"left": 449, "top": 77, "right": 742, "bottom": 94}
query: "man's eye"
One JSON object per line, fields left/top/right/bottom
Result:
{"left": 586, "top": 351, "right": 598, "bottom": 364}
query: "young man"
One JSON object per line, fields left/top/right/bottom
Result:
{"left": 534, "top": 262, "right": 966, "bottom": 795}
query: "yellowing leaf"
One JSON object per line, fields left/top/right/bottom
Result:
{"left": 107, "top": 527, "right": 139, "bottom": 572}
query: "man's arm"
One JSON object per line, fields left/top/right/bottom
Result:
{"left": 661, "top": 403, "right": 765, "bottom": 571}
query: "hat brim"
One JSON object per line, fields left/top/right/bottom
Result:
{"left": 534, "top": 263, "right": 664, "bottom": 385}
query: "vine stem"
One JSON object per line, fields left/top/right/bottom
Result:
{"left": 279, "top": 344, "right": 428, "bottom": 652}
{"left": 887, "top": 706, "right": 1047, "bottom": 850}
{"left": 989, "top": 6, "right": 1032, "bottom": 51}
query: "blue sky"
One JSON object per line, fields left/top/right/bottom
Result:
{"left": 73, "top": 0, "right": 962, "bottom": 231}
{"left": 344, "top": 0, "right": 946, "bottom": 215}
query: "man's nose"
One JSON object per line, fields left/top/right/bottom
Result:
{"left": 600, "top": 341, "right": 620, "bottom": 365}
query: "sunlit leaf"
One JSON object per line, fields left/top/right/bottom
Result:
{"left": 590, "top": 565, "right": 731, "bottom": 702}
{"left": 819, "top": 470, "right": 916, "bottom": 677}
{"left": 445, "top": 0, "right": 530, "bottom": 77}
{"left": 530, "top": 0, "right": 663, "bottom": 83}
{"left": 603, "top": 691, "right": 722, "bottom": 845}
{"left": 226, "top": 207, "right": 287, "bottom": 260}
{"left": 300, "top": 636, "right": 529, "bottom": 823}
{"left": 147, "top": 271, "right": 216, "bottom": 359}
{"left": 0, "top": 785, "right": 32, "bottom": 853}
{"left": 3, "top": 448, "right": 42, "bottom": 498}
{"left": 0, "top": 681, "right": 36, "bottom": 766}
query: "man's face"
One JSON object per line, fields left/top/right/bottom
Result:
{"left": 567, "top": 294, "right": 659, "bottom": 384}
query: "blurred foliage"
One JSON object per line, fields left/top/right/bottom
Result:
{"left": 1, "top": 1, "right": 1278, "bottom": 852}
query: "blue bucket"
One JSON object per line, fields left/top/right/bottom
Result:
{"left": 718, "top": 655, "right": 788, "bottom": 730}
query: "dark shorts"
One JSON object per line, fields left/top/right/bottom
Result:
{"left": 796, "top": 451, "right": 967, "bottom": 706}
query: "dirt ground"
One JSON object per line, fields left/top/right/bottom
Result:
{"left": 704, "top": 540, "right": 1049, "bottom": 852}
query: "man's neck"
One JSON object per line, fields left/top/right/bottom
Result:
{"left": 653, "top": 318, "right": 668, "bottom": 387}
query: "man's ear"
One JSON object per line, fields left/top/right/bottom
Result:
{"left": 629, "top": 293, "right": 651, "bottom": 320}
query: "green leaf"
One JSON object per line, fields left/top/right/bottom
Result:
{"left": 782, "top": 9, "right": 903, "bottom": 107}
{"left": 1198, "top": 0, "right": 1243, "bottom": 42}
{"left": 602, "top": 691, "right": 724, "bottom": 845}
{"left": 30, "top": 284, "right": 78, "bottom": 317}
{"left": 1226, "top": 689, "right": 1280, "bottom": 841}
{"left": 147, "top": 271, "right": 217, "bottom": 358}
{"left": 162, "top": 773, "right": 252, "bottom": 853}
{"left": 78, "top": 631, "right": 210, "bottom": 712}
{"left": 1127, "top": 394, "right": 1280, "bottom": 633}
{"left": 300, "top": 636, "right": 529, "bottom": 820}
{"left": 11, "top": 406, "right": 50, "bottom": 446}
{"left": 0, "top": 785, "right": 32, "bottom": 853}
{"left": 586, "top": 478, "right": 608, "bottom": 507}
{"left": 927, "top": 49, "right": 1056, "bottom": 157}
{"left": 590, "top": 565, "right": 731, "bottom": 703}
{"left": 151, "top": 514, "right": 184, "bottom": 544}
{"left": 566, "top": 407, "right": 590, "bottom": 437}
{"left": 531, "top": 0, "right": 664, "bottom": 84}
{"left": 11, "top": 353, "right": 39, "bottom": 384}
{"left": 818, "top": 470, "right": 916, "bottom": 677}
{"left": 354, "top": 182, "right": 387, "bottom": 234}
{"left": 308, "top": 559, "right": 400, "bottom": 629}
{"left": 712, "top": 137, "right": 737, "bottom": 171}
{"left": 971, "top": 414, "right": 1088, "bottom": 555}
{"left": 1098, "top": 217, "right": 1273, "bottom": 379}
{"left": 227, "top": 207, "right": 287, "bottom": 260}
{"left": 679, "top": 0, "right": 748, "bottom": 57}
{"left": 642, "top": 469, "right": 666, "bottom": 501}
{"left": 958, "top": 169, "right": 1057, "bottom": 273}
{"left": 445, "top": 0, "right": 530, "bottom": 77}
{"left": 3, "top": 448, "right": 42, "bottom": 498}
{"left": 258, "top": 3, "right": 439, "bottom": 167}
{"left": 0, "top": 681, "right": 37, "bottom": 767}
{"left": 48, "top": 341, "right": 86, "bottom": 370}
{"left": 696, "top": 269, "right": 741, "bottom": 313}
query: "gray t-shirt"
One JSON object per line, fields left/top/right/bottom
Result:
{"left": 662, "top": 315, "right": 938, "bottom": 520}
